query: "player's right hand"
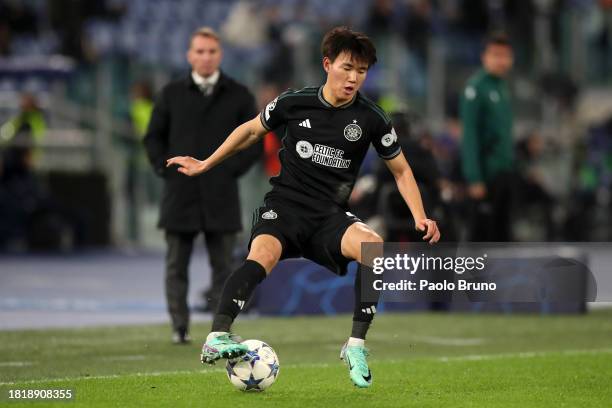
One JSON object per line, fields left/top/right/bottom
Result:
{"left": 166, "top": 156, "right": 208, "bottom": 177}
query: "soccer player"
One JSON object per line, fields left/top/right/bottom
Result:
{"left": 167, "top": 26, "right": 440, "bottom": 388}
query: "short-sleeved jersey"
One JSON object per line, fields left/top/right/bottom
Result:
{"left": 260, "top": 86, "right": 401, "bottom": 210}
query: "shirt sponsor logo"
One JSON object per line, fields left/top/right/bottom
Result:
{"left": 296, "top": 141, "right": 351, "bottom": 169}
{"left": 262, "top": 210, "right": 278, "bottom": 220}
{"left": 344, "top": 120, "right": 362, "bottom": 142}
{"left": 311, "top": 144, "right": 351, "bottom": 169}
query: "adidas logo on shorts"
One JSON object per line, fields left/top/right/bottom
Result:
{"left": 361, "top": 306, "right": 376, "bottom": 315}
{"left": 233, "top": 299, "right": 245, "bottom": 310}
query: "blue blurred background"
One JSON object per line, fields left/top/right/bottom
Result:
{"left": 1, "top": 0, "right": 612, "bottom": 328}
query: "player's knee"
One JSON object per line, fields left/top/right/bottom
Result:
{"left": 362, "top": 231, "right": 383, "bottom": 244}
{"left": 256, "top": 251, "right": 278, "bottom": 272}
{"left": 247, "top": 247, "right": 280, "bottom": 273}
{"left": 354, "top": 231, "right": 383, "bottom": 264}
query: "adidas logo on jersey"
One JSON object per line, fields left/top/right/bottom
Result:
{"left": 298, "top": 119, "right": 312, "bottom": 128}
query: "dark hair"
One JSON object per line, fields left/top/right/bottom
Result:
{"left": 484, "top": 32, "right": 512, "bottom": 49}
{"left": 321, "top": 26, "right": 377, "bottom": 68}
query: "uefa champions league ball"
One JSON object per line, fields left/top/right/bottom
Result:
{"left": 225, "top": 339, "right": 280, "bottom": 391}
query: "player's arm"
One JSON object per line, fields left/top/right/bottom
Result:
{"left": 166, "top": 115, "right": 267, "bottom": 176}
{"left": 384, "top": 152, "right": 441, "bottom": 244}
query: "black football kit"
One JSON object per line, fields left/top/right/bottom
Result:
{"left": 250, "top": 86, "right": 402, "bottom": 275}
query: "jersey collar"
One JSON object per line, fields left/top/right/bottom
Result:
{"left": 317, "top": 86, "right": 357, "bottom": 109}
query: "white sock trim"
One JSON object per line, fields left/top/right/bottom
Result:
{"left": 207, "top": 331, "right": 228, "bottom": 342}
{"left": 347, "top": 337, "right": 365, "bottom": 347}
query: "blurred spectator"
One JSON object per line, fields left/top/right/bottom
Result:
{"left": 366, "top": 0, "right": 394, "bottom": 36}
{"left": 48, "top": 0, "right": 124, "bottom": 60}
{"left": 456, "top": 0, "right": 490, "bottom": 36}
{"left": 0, "top": 0, "right": 38, "bottom": 55}
{"left": 130, "top": 82, "right": 154, "bottom": 138}
{"left": 260, "top": 5, "right": 295, "bottom": 87}
{"left": 0, "top": 93, "right": 46, "bottom": 165}
{"left": 566, "top": 115, "right": 612, "bottom": 240}
{"left": 504, "top": 0, "right": 535, "bottom": 70}
{"left": 0, "top": 134, "right": 82, "bottom": 251}
{"left": 221, "top": 0, "right": 267, "bottom": 48}
{"left": 587, "top": 0, "right": 612, "bottom": 81}
{"left": 432, "top": 115, "right": 466, "bottom": 239}
{"left": 403, "top": 0, "right": 432, "bottom": 61}
{"left": 515, "top": 131, "right": 555, "bottom": 240}
{"left": 460, "top": 33, "right": 515, "bottom": 242}
{"left": 126, "top": 81, "right": 155, "bottom": 242}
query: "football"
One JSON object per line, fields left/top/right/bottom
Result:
{"left": 225, "top": 339, "right": 280, "bottom": 391}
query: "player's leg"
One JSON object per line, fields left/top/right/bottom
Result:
{"left": 212, "top": 234, "right": 281, "bottom": 331}
{"left": 339, "top": 222, "right": 383, "bottom": 388}
{"left": 165, "top": 230, "right": 197, "bottom": 344}
{"left": 201, "top": 234, "right": 282, "bottom": 364}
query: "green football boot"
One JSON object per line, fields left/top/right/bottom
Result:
{"left": 200, "top": 333, "right": 248, "bottom": 365}
{"left": 340, "top": 342, "right": 372, "bottom": 388}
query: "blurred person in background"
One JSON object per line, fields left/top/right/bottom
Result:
{"left": 515, "top": 131, "right": 555, "bottom": 240}
{"left": 144, "top": 27, "right": 261, "bottom": 344}
{"left": 460, "top": 33, "right": 515, "bottom": 242}
{"left": 126, "top": 81, "right": 155, "bottom": 242}
{"left": 0, "top": 93, "right": 46, "bottom": 165}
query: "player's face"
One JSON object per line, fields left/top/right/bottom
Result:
{"left": 324, "top": 52, "right": 368, "bottom": 103}
{"left": 482, "top": 44, "right": 513, "bottom": 77}
{"left": 187, "top": 36, "right": 222, "bottom": 77}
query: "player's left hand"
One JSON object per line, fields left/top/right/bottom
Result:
{"left": 416, "top": 219, "right": 440, "bottom": 244}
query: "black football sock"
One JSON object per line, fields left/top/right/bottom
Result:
{"left": 351, "top": 264, "right": 380, "bottom": 340}
{"left": 211, "top": 260, "right": 267, "bottom": 332}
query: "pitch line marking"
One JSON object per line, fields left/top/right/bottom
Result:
{"left": 100, "top": 355, "right": 147, "bottom": 362}
{"left": 435, "top": 348, "right": 612, "bottom": 363}
{"left": 413, "top": 336, "right": 486, "bottom": 346}
{"left": 1, "top": 349, "right": 611, "bottom": 386}
{"left": 0, "top": 361, "right": 33, "bottom": 367}
{"left": 0, "top": 363, "right": 331, "bottom": 386}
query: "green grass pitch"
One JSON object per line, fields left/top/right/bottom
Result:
{"left": 1, "top": 309, "right": 611, "bottom": 407}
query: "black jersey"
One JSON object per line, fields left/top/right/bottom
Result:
{"left": 259, "top": 86, "right": 401, "bottom": 210}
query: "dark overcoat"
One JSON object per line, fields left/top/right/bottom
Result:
{"left": 144, "top": 72, "right": 261, "bottom": 232}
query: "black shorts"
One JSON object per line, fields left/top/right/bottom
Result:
{"left": 248, "top": 194, "right": 361, "bottom": 276}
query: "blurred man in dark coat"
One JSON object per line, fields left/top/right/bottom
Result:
{"left": 144, "top": 27, "right": 261, "bottom": 343}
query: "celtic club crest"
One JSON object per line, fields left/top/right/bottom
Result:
{"left": 344, "top": 120, "right": 362, "bottom": 142}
